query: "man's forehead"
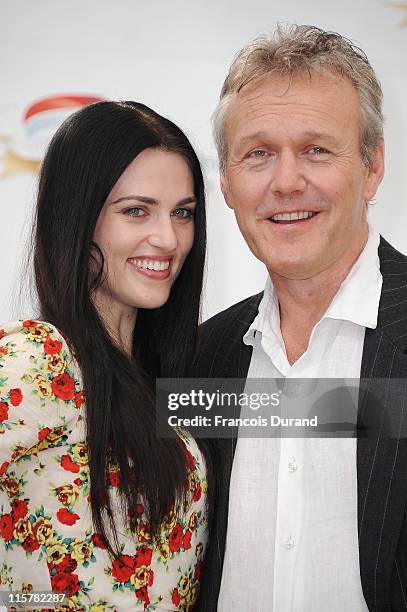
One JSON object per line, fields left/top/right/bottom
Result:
{"left": 237, "top": 67, "right": 346, "bottom": 98}
{"left": 233, "top": 70, "right": 354, "bottom": 110}
{"left": 224, "top": 70, "right": 360, "bottom": 139}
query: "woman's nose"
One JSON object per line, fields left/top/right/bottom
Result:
{"left": 146, "top": 215, "right": 178, "bottom": 251}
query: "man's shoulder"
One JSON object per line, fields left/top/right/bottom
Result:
{"left": 377, "top": 237, "right": 407, "bottom": 342}
{"left": 379, "top": 236, "right": 407, "bottom": 266}
{"left": 378, "top": 236, "right": 407, "bottom": 296}
{"left": 193, "top": 292, "right": 263, "bottom": 378}
{"left": 200, "top": 291, "right": 263, "bottom": 338}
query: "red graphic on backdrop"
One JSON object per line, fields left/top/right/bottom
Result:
{"left": 0, "top": 94, "right": 104, "bottom": 179}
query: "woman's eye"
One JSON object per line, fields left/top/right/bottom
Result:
{"left": 125, "top": 207, "right": 145, "bottom": 217}
{"left": 172, "top": 208, "right": 194, "bottom": 219}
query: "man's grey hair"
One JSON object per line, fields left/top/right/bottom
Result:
{"left": 213, "top": 24, "right": 384, "bottom": 172}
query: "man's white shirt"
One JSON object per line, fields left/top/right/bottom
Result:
{"left": 218, "top": 224, "right": 382, "bottom": 611}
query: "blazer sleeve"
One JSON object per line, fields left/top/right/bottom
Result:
{"left": 0, "top": 319, "right": 84, "bottom": 474}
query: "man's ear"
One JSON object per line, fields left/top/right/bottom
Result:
{"left": 364, "top": 138, "right": 385, "bottom": 202}
{"left": 220, "top": 172, "right": 234, "bottom": 210}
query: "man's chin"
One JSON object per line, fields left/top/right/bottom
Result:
{"left": 265, "top": 261, "right": 322, "bottom": 282}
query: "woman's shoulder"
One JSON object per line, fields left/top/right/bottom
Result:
{"left": 0, "top": 318, "right": 84, "bottom": 465}
{"left": 0, "top": 317, "right": 82, "bottom": 394}
{"left": 0, "top": 318, "right": 78, "bottom": 366}
{"left": 1, "top": 318, "right": 67, "bottom": 345}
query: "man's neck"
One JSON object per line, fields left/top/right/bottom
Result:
{"left": 270, "top": 235, "right": 368, "bottom": 365}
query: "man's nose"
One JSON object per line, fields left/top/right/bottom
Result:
{"left": 147, "top": 215, "right": 178, "bottom": 251}
{"left": 269, "top": 151, "right": 307, "bottom": 196}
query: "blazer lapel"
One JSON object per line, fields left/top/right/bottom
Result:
{"left": 194, "top": 293, "right": 262, "bottom": 610}
{"left": 358, "top": 237, "right": 407, "bottom": 610}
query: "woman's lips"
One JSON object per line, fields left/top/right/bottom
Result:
{"left": 127, "top": 257, "right": 172, "bottom": 280}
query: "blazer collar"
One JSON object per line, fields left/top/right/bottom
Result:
{"left": 358, "top": 236, "right": 407, "bottom": 610}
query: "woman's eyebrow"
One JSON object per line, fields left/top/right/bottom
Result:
{"left": 109, "top": 195, "right": 197, "bottom": 206}
{"left": 109, "top": 195, "right": 159, "bottom": 205}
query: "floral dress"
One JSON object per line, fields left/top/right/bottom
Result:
{"left": 0, "top": 320, "right": 208, "bottom": 611}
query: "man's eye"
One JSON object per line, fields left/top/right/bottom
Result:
{"left": 308, "top": 146, "right": 329, "bottom": 155}
{"left": 172, "top": 208, "right": 194, "bottom": 219}
{"left": 249, "top": 150, "right": 268, "bottom": 158}
{"left": 125, "top": 207, "right": 145, "bottom": 217}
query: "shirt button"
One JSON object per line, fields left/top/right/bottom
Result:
{"left": 284, "top": 536, "right": 295, "bottom": 550}
{"left": 288, "top": 460, "right": 298, "bottom": 473}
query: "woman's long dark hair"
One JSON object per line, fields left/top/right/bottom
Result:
{"left": 33, "top": 101, "right": 209, "bottom": 556}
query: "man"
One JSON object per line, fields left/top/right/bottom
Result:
{"left": 194, "top": 25, "right": 407, "bottom": 611}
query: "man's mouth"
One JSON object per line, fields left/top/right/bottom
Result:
{"left": 269, "top": 211, "right": 319, "bottom": 224}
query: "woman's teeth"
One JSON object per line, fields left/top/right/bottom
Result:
{"left": 130, "top": 259, "right": 170, "bottom": 271}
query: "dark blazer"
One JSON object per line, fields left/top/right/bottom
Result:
{"left": 194, "top": 237, "right": 407, "bottom": 611}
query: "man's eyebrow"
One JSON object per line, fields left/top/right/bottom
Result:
{"left": 234, "top": 132, "right": 269, "bottom": 149}
{"left": 301, "top": 130, "right": 338, "bottom": 143}
{"left": 109, "top": 195, "right": 197, "bottom": 206}
{"left": 233, "top": 129, "right": 339, "bottom": 152}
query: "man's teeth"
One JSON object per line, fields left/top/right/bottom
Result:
{"left": 271, "top": 211, "right": 316, "bottom": 222}
{"left": 131, "top": 259, "right": 170, "bottom": 271}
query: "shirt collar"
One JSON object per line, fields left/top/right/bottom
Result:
{"left": 324, "top": 221, "right": 382, "bottom": 328}
{"left": 243, "top": 221, "right": 382, "bottom": 347}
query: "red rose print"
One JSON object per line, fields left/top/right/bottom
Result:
{"left": 0, "top": 514, "right": 14, "bottom": 541}
{"left": 60, "top": 455, "right": 80, "bottom": 473}
{"left": 136, "top": 521, "right": 151, "bottom": 543}
{"left": 91, "top": 533, "right": 106, "bottom": 549}
{"left": 183, "top": 529, "right": 192, "bottom": 551}
{"left": 56, "top": 508, "right": 80, "bottom": 526}
{"left": 51, "top": 572, "right": 80, "bottom": 597}
{"left": 38, "top": 427, "right": 52, "bottom": 442}
{"left": 23, "top": 320, "right": 37, "bottom": 328}
{"left": 0, "top": 347, "right": 8, "bottom": 356}
{"left": 169, "top": 523, "right": 183, "bottom": 553}
{"left": 74, "top": 391, "right": 84, "bottom": 408}
{"left": 111, "top": 554, "right": 135, "bottom": 583}
{"left": 109, "top": 471, "right": 120, "bottom": 487}
{"left": 135, "top": 544, "right": 153, "bottom": 568}
{"left": 193, "top": 482, "right": 202, "bottom": 502}
{"left": 0, "top": 461, "right": 9, "bottom": 476}
{"left": 136, "top": 585, "right": 150, "bottom": 604}
{"left": 172, "top": 587, "right": 180, "bottom": 606}
{"left": 22, "top": 534, "right": 40, "bottom": 552}
{"left": 11, "top": 499, "right": 28, "bottom": 519}
{"left": 44, "top": 338, "right": 63, "bottom": 355}
{"left": 57, "top": 554, "right": 78, "bottom": 574}
{"left": 52, "top": 373, "right": 75, "bottom": 401}
{"left": 136, "top": 588, "right": 149, "bottom": 603}
{"left": 129, "top": 502, "right": 144, "bottom": 519}
{"left": 0, "top": 329, "right": 5, "bottom": 340}
{"left": 9, "top": 388, "right": 23, "bottom": 406}
{"left": 184, "top": 448, "right": 196, "bottom": 471}
{"left": 194, "top": 560, "right": 203, "bottom": 582}
{"left": 0, "top": 402, "right": 9, "bottom": 423}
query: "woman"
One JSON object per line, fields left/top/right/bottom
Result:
{"left": 0, "top": 101, "right": 210, "bottom": 611}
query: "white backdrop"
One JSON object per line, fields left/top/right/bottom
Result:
{"left": 1, "top": 0, "right": 406, "bottom": 322}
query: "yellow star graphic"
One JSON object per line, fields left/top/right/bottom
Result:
{"left": 387, "top": 1, "right": 407, "bottom": 26}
